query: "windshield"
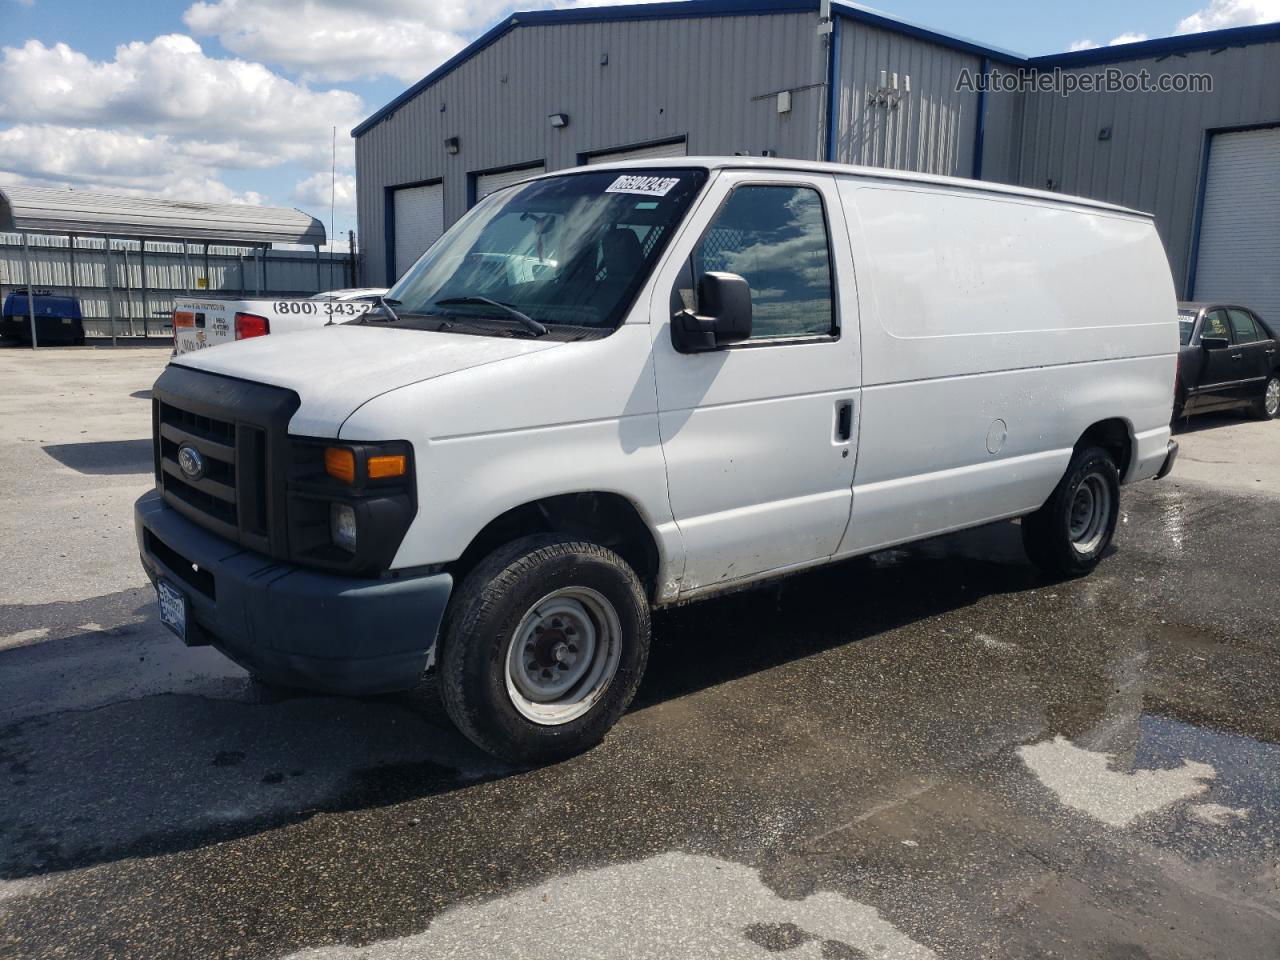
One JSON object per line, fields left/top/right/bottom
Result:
{"left": 1178, "top": 309, "right": 1197, "bottom": 346}
{"left": 385, "top": 168, "right": 707, "bottom": 333}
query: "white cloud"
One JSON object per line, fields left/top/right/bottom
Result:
{"left": 184, "top": 0, "right": 500, "bottom": 84}
{"left": 1069, "top": 31, "right": 1149, "bottom": 50}
{"left": 0, "top": 127, "right": 267, "bottom": 203}
{"left": 1177, "top": 0, "right": 1280, "bottom": 32}
{"left": 293, "top": 171, "right": 356, "bottom": 211}
{"left": 182, "top": 0, "right": 653, "bottom": 84}
{"left": 0, "top": 34, "right": 364, "bottom": 205}
{"left": 0, "top": 35, "right": 363, "bottom": 160}
{"left": 1108, "top": 32, "right": 1150, "bottom": 44}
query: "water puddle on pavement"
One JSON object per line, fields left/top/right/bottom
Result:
{"left": 1018, "top": 733, "right": 1214, "bottom": 828}
{"left": 1019, "top": 714, "right": 1280, "bottom": 844}
{"left": 283, "top": 852, "right": 937, "bottom": 960}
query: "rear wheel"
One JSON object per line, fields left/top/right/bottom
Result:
{"left": 1252, "top": 374, "right": 1280, "bottom": 420}
{"left": 440, "top": 535, "right": 650, "bottom": 764}
{"left": 1022, "top": 446, "right": 1120, "bottom": 578}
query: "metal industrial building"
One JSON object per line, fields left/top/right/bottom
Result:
{"left": 353, "top": 0, "right": 1280, "bottom": 320}
{"left": 0, "top": 185, "right": 352, "bottom": 340}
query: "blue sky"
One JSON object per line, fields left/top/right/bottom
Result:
{"left": 3, "top": 0, "right": 1238, "bottom": 61}
{"left": 0, "top": 0, "right": 1275, "bottom": 251}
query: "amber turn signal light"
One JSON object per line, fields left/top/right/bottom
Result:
{"left": 367, "top": 454, "right": 407, "bottom": 479}
{"left": 324, "top": 447, "right": 356, "bottom": 485}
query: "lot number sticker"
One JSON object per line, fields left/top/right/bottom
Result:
{"left": 605, "top": 175, "right": 681, "bottom": 197}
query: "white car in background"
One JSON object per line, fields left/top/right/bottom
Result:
{"left": 171, "top": 287, "right": 387, "bottom": 355}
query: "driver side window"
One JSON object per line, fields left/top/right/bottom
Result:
{"left": 688, "top": 184, "right": 835, "bottom": 341}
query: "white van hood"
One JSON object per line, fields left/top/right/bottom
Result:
{"left": 173, "top": 324, "right": 563, "bottom": 436}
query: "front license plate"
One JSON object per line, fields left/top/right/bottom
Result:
{"left": 156, "top": 579, "right": 187, "bottom": 642}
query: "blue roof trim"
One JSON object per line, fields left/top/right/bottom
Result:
{"left": 1030, "top": 20, "right": 1280, "bottom": 68}
{"left": 352, "top": 0, "right": 817, "bottom": 137}
{"left": 829, "top": 2, "right": 1024, "bottom": 63}
{"left": 352, "top": 0, "right": 1280, "bottom": 139}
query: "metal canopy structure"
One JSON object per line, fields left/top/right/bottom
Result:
{"left": 0, "top": 185, "right": 328, "bottom": 347}
{"left": 0, "top": 185, "right": 325, "bottom": 245}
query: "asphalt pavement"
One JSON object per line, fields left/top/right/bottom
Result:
{"left": 1, "top": 345, "right": 1278, "bottom": 959}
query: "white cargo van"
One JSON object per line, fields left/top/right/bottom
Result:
{"left": 136, "top": 158, "right": 1179, "bottom": 762}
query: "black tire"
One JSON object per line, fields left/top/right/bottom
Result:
{"left": 1021, "top": 446, "right": 1121, "bottom": 578}
{"left": 440, "top": 535, "right": 650, "bottom": 764}
{"left": 1250, "top": 373, "right": 1280, "bottom": 420}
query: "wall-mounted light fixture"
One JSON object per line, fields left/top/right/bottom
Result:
{"left": 600, "top": 52, "right": 609, "bottom": 65}
{"left": 1098, "top": 126, "right": 1113, "bottom": 141}
{"left": 549, "top": 113, "right": 569, "bottom": 128}
{"left": 444, "top": 136, "right": 460, "bottom": 154}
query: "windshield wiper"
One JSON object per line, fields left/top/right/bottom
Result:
{"left": 433, "top": 296, "right": 548, "bottom": 337}
{"left": 361, "top": 295, "right": 403, "bottom": 324}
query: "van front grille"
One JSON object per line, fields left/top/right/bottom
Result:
{"left": 150, "top": 365, "right": 299, "bottom": 557}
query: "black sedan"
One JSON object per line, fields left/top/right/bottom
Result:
{"left": 1175, "top": 302, "right": 1280, "bottom": 422}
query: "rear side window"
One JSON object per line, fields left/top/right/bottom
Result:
{"left": 1202, "top": 310, "right": 1230, "bottom": 340}
{"left": 691, "top": 184, "right": 835, "bottom": 340}
{"left": 1228, "top": 308, "right": 1262, "bottom": 343}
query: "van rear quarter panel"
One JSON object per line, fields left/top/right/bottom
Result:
{"left": 837, "top": 178, "right": 1177, "bottom": 556}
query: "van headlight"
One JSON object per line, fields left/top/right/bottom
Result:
{"left": 330, "top": 503, "right": 358, "bottom": 552}
{"left": 286, "top": 439, "right": 417, "bottom": 575}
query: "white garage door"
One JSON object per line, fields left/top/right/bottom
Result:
{"left": 585, "top": 140, "right": 687, "bottom": 165}
{"left": 474, "top": 164, "right": 545, "bottom": 203}
{"left": 1193, "top": 126, "right": 1280, "bottom": 324}
{"left": 393, "top": 182, "right": 444, "bottom": 279}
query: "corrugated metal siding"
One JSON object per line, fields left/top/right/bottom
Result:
{"left": 830, "top": 18, "right": 981, "bottom": 177}
{"left": 356, "top": 12, "right": 826, "bottom": 281}
{"left": 0, "top": 234, "right": 352, "bottom": 336}
{"left": 977, "top": 73, "right": 1024, "bottom": 184}
{"left": 1013, "top": 40, "right": 1280, "bottom": 295}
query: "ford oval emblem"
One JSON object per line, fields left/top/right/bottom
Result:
{"left": 177, "top": 444, "right": 206, "bottom": 481}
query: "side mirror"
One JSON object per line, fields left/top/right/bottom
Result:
{"left": 1201, "top": 335, "right": 1230, "bottom": 351}
{"left": 672, "top": 272, "right": 752, "bottom": 353}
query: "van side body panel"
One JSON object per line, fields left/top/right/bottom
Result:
{"left": 835, "top": 177, "right": 1177, "bottom": 557}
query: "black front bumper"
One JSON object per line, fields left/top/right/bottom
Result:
{"left": 135, "top": 490, "right": 452, "bottom": 694}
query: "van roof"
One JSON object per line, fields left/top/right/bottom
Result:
{"left": 549, "top": 156, "right": 1152, "bottom": 219}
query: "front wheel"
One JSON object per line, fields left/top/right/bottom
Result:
{"left": 439, "top": 535, "right": 650, "bottom": 764}
{"left": 1021, "top": 446, "right": 1121, "bottom": 578}
{"left": 1252, "top": 374, "right": 1280, "bottom": 420}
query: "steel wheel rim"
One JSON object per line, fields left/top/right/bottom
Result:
{"left": 504, "top": 586, "right": 622, "bottom": 726}
{"left": 1068, "top": 471, "right": 1111, "bottom": 554}
{"left": 1266, "top": 379, "right": 1280, "bottom": 417}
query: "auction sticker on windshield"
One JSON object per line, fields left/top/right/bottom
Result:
{"left": 605, "top": 175, "right": 681, "bottom": 197}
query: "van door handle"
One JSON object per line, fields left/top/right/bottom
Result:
{"left": 1231, "top": 352, "right": 1243, "bottom": 360}
{"left": 835, "top": 400, "right": 853, "bottom": 442}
